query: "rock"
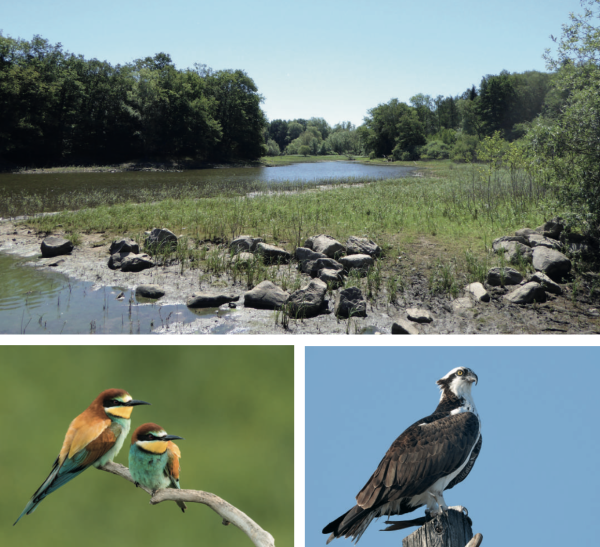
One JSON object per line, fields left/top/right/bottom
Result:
{"left": 135, "top": 285, "right": 165, "bottom": 299}
{"left": 492, "top": 235, "right": 529, "bottom": 252}
{"left": 108, "top": 252, "right": 129, "bottom": 270}
{"left": 339, "top": 254, "right": 374, "bottom": 272}
{"left": 532, "top": 247, "right": 571, "bottom": 280}
{"left": 465, "top": 282, "right": 490, "bottom": 302}
{"left": 285, "top": 279, "right": 328, "bottom": 318}
{"left": 295, "top": 247, "right": 327, "bottom": 262}
{"left": 334, "top": 287, "right": 367, "bottom": 318}
{"left": 230, "top": 235, "right": 263, "bottom": 253}
{"left": 256, "top": 242, "right": 292, "bottom": 263}
{"left": 528, "top": 272, "right": 563, "bottom": 295}
{"left": 526, "top": 233, "right": 562, "bottom": 250}
{"left": 495, "top": 241, "right": 533, "bottom": 264}
{"left": 146, "top": 228, "right": 177, "bottom": 250}
{"left": 515, "top": 228, "right": 537, "bottom": 238}
{"left": 308, "top": 258, "right": 344, "bottom": 277}
{"left": 503, "top": 282, "right": 547, "bottom": 304}
{"left": 109, "top": 238, "right": 139, "bottom": 255}
{"left": 41, "top": 236, "right": 74, "bottom": 258}
{"left": 304, "top": 234, "right": 345, "bottom": 258}
{"left": 187, "top": 293, "right": 239, "bottom": 308}
{"left": 535, "top": 217, "right": 564, "bottom": 239}
{"left": 406, "top": 308, "right": 433, "bottom": 323}
{"left": 319, "top": 268, "right": 344, "bottom": 286}
{"left": 486, "top": 267, "right": 523, "bottom": 286}
{"left": 391, "top": 319, "right": 420, "bottom": 334}
{"left": 346, "top": 236, "right": 382, "bottom": 257}
{"left": 231, "top": 252, "right": 255, "bottom": 266}
{"left": 120, "top": 253, "right": 155, "bottom": 272}
{"left": 244, "top": 281, "right": 289, "bottom": 310}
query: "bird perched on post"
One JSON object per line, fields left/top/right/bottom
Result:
{"left": 14, "top": 388, "right": 150, "bottom": 525}
{"left": 323, "top": 367, "right": 482, "bottom": 544}
{"left": 129, "top": 422, "right": 187, "bottom": 512}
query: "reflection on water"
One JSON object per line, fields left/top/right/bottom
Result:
{"left": 0, "top": 254, "right": 230, "bottom": 334}
{"left": 0, "top": 161, "right": 415, "bottom": 217}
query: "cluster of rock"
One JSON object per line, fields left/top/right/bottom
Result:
{"left": 391, "top": 308, "right": 434, "bottom": 334}
{"left": 107, "top": 238, "right": 154, "bottom": 272}
{"left": 461, "top": 218, "right": 576, "bottom": 306}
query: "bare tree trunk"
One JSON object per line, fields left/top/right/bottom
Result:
{"left": 401, "top": 508, "right": 476, "bottom": 547}
{"left": 98, "top": 461, "right": 275, "bottom": 547}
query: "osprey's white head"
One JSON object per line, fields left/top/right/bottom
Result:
{"left": 437, "top": 366, "right": 478, "bottom": 404}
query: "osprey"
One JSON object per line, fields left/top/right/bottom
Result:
{"left": 323, "top": 367, "right": 481, "bottom": 544}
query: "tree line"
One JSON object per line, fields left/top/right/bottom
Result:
{"left": 0, "top": 34, "right": 266, "bottom": 165}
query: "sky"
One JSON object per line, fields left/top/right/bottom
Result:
{"left": 0, "top": 0, "right": 585, "bottom": 126}
{"left": 306, "top": 346, "right": 600, "bottom": 547}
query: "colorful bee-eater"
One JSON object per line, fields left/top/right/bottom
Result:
{"left": 129, "top": 422, "right": 186, "bottom": 512}
{"left": 14, "top": 388, "right": 150, "bottom": 525}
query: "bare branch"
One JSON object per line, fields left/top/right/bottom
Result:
{"left": 98, "top": 462, "right": 275, "bottom": 547}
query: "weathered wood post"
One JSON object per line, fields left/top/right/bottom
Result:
{"left": 401, "top": 508, "right": 481, "bottom": 547}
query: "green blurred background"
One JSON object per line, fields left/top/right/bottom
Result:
{"left": 0, "top": 345, "right": 293, "bottom": 547}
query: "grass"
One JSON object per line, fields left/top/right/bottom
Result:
{"left": 10, "top": 161, "right": 564, "bottom": 298}
{"left": 259, "top": 154, "right": 361, "bottom": 166}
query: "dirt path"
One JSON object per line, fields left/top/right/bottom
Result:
{"left": 1, "top": 221, "right": 599, "bottom": 334}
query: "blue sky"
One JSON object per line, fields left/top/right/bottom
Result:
{"left": 306, "top": 346, "right": 600, "bottom": 547}
{"left": 1, "top": 0, "right": 584, "bottom": 126}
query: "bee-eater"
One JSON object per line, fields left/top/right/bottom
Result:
{"left": 129, "top": 422, "right": 186, "bottom": 512}
{"left": 14, "top": 388, "right": 150, "bottom": 525}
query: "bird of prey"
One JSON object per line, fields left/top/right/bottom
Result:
{"left": 323, "top": 367, "right": 482, "bottom": 544}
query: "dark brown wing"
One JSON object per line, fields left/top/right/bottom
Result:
{"left": 70, "top": 422, "right": 121, "bottom": 470}
{"left": 355, "top": 412, "right": 480, "bottom": 509}
{"left": 446, "top": 433, "right": 482, "bottom": 490}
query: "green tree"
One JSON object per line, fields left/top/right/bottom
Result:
{"left": 299, "top": 145, "right": 310, "bottom": 156}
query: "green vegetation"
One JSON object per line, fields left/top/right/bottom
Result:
{"left": 0, "top": 35, "right": 265, "bottom": 166}
{"left": 1, "top": 346, "right": 293, "bottom": 547}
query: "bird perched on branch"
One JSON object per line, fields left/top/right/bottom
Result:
{"left": 14, "top": 388, "right": 151, "bottom": 525}
{"left": 129, "top": 422, "right": 187, "bottom": 512}
{"left": 323, "top": 367, "right": 482, "bottom": 544}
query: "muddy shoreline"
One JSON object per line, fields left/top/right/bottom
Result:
{"left": 2, "top": 221, "right": 599, "bottom": 335}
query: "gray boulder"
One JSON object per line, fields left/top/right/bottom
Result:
{"left": 496, "top": 241, "right": 533, "bottom": 264}
{"left": 492, "top": 235, "right": 529, "bottom": 252}
{"left": 109, "top": 238, "right": 139, "bottom": 255}
{"left": 319, "top": 268, "right": 344, "bottom": 286}
{"left": 391, "top": 319, "right": 420, "bottom": 334}
{"left": 304, "top": 234, "right": 345, "bottom": 258}
{"left": 256, "top": 242, "right": 292, "bottom": 263}
{"left": 339, "top": 254, "right": 374, "bottom": 272}
{"left": 526, "top": 233, "right": 562, "bottom": 250}
{"left": 285, "top": 279, "right": 328, "bottom": 318}
{"left": 334, "top": 287, "right": 367, "bottom": 318}
{"left": 465, "top": 282, "right": 490, "bottom": 302}
{"left": 231, "top": 252, "right": 255, "bottom": 266}
{"left": 120, "top": 253, "right": 155, "bottom": 272}
{"left": 295, "top": 247, "right": 327, "bottom": 262}
{"left": 41, "top": 236, "right": 74, "bottom": 258}
{"left": 486, "top": 267, "right": 523, "bottom": 286}
{"left": 532, "top": 247, "right": 571, "bottom": 280}
{"left": 187, "top": 293, "right": 239, "bottom": 308}
{"left": 406, "top": 308, "right": 433, "bottom": 323}
{"left": 308, "top": 258, "right": 344, "bottom": 278}
{"left": 528, "top": 272, "right": 562, "bottom": 295}
{"left": 146, "top": 228, "right": 177, "bottom": 250}
{"left": 515, "top": 228, "right": 537, "bottom": 238}
{"left": 535, "top": 218, "right": 564, "bottom": 239}
{"left": 230, "top": 235, "right": 263, "bottom": 253}
{"left": 346, "top": 236, "right": 382, "bottom": 257}
{"left": 244, "top": 281, "right": 289, "bottom": 310}
{"left": 503, "top": 282, "right": 547, "bottom": 304}
{"left": 135, "top": 285, "right": 165, "bottom": 299}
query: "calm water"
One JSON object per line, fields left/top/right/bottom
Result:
{"left": 0, "top": 161, "right": 415, "bottom": 217}
{"left": 0, "top": 253, "right": 237, "bottom": 334}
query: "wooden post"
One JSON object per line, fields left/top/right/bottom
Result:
{"left": 402, "top": 508, "right": 474, "bottom": 547}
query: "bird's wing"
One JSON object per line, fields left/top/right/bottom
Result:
{"left": 356, "top": 412, "right": 480, "bottom": 509}
{"left": 59, "top": 412, "right": 111, "bottom": 464}
{"left": 166, "top": 442, "right": 187, "bottom": 512}
{"left": 62, "top": 422, "right": 123, "bottom": 473}
{"left": 446, "top": 433, "right": 482, "bottom": 490}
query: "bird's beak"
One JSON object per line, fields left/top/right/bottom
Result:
{"left": 467, "top": 374, "right": 478, "bottom": 385}
{"left": 127, "top": 400, "right": 151, "bottom": 406}
{"left": 163, "top": 435, "right": 184, "bottom": 441}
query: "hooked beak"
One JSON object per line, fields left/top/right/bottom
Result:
{"left": 126, "top": 400, "right": 151, "bottom": 407}
{"left": 467, "top": 374, "right": 478, "bottom": 385}
{"left": 163, "top": 435, "right": 184, "bottom": 441}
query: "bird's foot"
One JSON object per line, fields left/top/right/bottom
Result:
{"left": 135, "top": 482, "right": 140, "bottom": 488}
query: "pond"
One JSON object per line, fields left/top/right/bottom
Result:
{"left": 0, "top": 253, "right": 238, "bottom": 334}
{"left": 0, "top": 161, "right": 415, "bottom": 218}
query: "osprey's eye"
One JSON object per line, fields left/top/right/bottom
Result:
{"left": 457, "top": 370, "right": 464, "bottom": 376}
